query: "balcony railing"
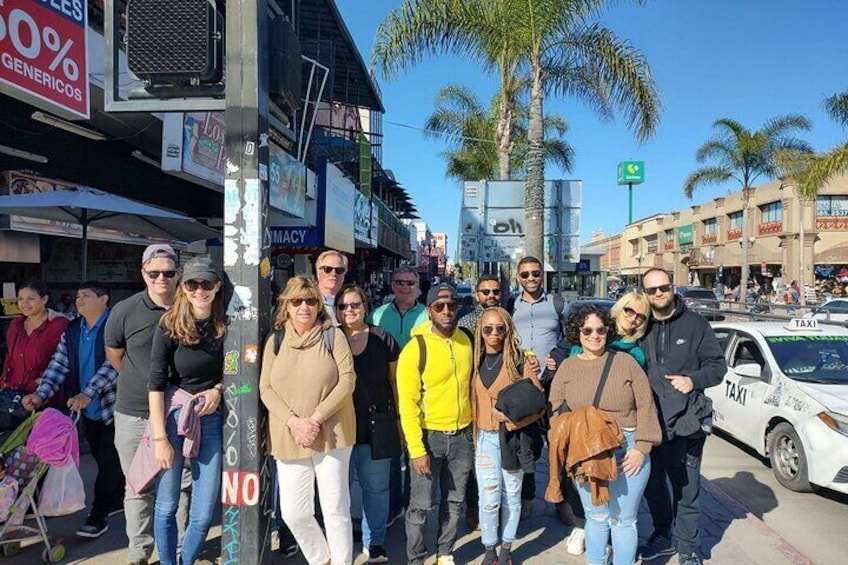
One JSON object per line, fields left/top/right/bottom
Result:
{"left": 726, "top": 228, "right": 742, "bottom": 241}
{"left": 757, "top": 221, "right": 782, "bottom": 236}
{"left": 816, "top": 216, "right": 848, "bottom": 231}
{"left": 701, "top": 233, "right": 717, "bottom": 245}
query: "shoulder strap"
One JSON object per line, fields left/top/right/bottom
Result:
{"left": 323, "top": 326, "right": 335, "bottom": 355}
{"left": 416, "top": 334, "right": 426, "bottom": 375}
{"left": 553, "top": 293, "right": 565, "bottom": 315}
{"left": 458, "top": 326, "right": 474, "bottom": 346}
{"left": 593, "top": 351, "right": 617, "bottom": 408}
{"left": 273, "top": 327, "right": 285, "bottom": 356}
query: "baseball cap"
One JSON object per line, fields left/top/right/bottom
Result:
{"left": 142, "top": 244, "right": 178, "bottom": 264}
{"left": 182, "top": 256, "right": 221, "bottom": 282}
{"left": 426, "top": 283, "right": 458, "bottom": 306}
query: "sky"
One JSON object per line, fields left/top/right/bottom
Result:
{"left": 335, "top": 0, "right": 848, "bottom": 257}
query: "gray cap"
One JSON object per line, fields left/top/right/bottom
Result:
{"left": 142, "top": 244, "right": 178, "bottom": 264}
{"left": 426, "top": 283, "right": 457, "bottom": 306}
{"left": 182, "top": 256, "right": 221, "bottom": 282}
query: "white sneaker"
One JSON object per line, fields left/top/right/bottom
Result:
{"left": 565, "top": 527, "right": 585, "bottom": 556}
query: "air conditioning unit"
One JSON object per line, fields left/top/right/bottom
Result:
{"left": 269, "top": 17, "right": 302, "bottom": 112}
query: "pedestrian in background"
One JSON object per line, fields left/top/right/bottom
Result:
{"left": 315, "top": 250, "right": 348, "bottom": 325}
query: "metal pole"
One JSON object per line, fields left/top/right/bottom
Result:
{"left": 628, "top": 182, "right": 633, "bottom": 225}
{"left": 222, "top": 1, "right": 272, "bottom": 563}
{"left": 81, "top": 210, "right": 88, "bottom": 281}
{"left": 555, "top": 180, "right": 563, "bottom": 298}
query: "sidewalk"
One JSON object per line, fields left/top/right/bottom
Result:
{"left": 1, "top": 450, "right": 814, "bottom": 564}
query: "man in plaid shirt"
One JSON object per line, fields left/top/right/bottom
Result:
{"left": 23, "top": 281, "right": 123, "bottom": 539}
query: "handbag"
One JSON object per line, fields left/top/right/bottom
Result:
{"left": 38, "top": 462, "right": 86, "bottom": 517}
{"left": 494, "top": 378, "right": 546, "bottom": 422}
{"left": 358, "top": 379, "right": 401, "bottom": 461}
{"left": 0, "top": 389, "right": 28, "bottom": 429}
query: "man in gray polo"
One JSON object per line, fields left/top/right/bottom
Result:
{"left": 104, "top": 244, "right": 188, "bottom": 565}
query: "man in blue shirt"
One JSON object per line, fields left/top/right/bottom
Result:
{"left": 23, "top": 281, "right": 122, "bottom": 540}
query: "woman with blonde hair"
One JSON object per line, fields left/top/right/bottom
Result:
{"left": 472, "top": 306, "right": 545, "bottom": 565}
{"left": 608, "top": 292, "right": 651, "bottom": 369}
{"left": 260, "top": 275, "right": 356, "bottom": 565}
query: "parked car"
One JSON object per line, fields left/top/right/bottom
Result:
{"left": 706, "top": 319, "right": 848, "bottom": 493}
{"left": 456, "top": 285, "right": 474, "bottom": 299}
{"left": 806, "top": 299, "right": 848, "bottom": 324}
{"left": 676, "top": 286, "right": 722, "bottom": 320}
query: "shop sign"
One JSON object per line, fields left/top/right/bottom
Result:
{"left": 616, "top": 161, "right": 645, "bottom": 185}
{"left": 353, "top": 190, "right": 372, "bottom": 244}
{"left": 460, "top": 234, "right": 479, "bottom": 262}
{"left": 322, "top": 163, "right": 354, "bottom": 254}
{"left": 368, "top": 202, "right": 378, "bottom": 247}
{"left": 0, "top": 0, "right": 90, "bottom": 119}
{"left": 161, "top": 112, "right": 226, "bottom": 187}
{"left": 269, "top": 226, "right": 319, "bottom": 247}
{"left": 576, "top": 259, "right": 591, "bottom": 272}
{"left": 677, "top": 224, "right": 693, "bottom": 244}
{"left": 269, "top": 143, "right": 305, "bottom": 218}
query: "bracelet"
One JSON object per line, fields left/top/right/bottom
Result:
{"left": 152, "top": 437, "right": 168, "bottom": 442}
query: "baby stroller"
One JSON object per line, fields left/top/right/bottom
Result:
{"left": 0, "top": 411, "right": 68, "bottom": 563}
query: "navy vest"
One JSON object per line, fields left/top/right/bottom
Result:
{"left": 64, "top": 315, "right": 108, "bottom": 398}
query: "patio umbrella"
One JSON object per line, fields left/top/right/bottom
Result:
{"left": 0, "top": 186, "right": 219, "bottom": 279}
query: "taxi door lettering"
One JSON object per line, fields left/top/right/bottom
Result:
{"left": 725, "top": 381, "right": 748, "bottom": 406}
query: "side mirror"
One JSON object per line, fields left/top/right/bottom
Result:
{"left": 734, "top": 363, "right": 762, "bottom": 379}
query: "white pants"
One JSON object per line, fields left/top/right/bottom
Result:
{"left": 276, "top": 446, "right": 353, "bottom": 565}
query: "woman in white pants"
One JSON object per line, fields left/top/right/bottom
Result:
{"left": 260, "top": 276, "right": 357, "bottom": 564}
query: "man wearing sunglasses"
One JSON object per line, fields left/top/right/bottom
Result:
{"left": 315, "top": 249, "right": 348, "bottom": 324}
{"left": 104, "top": 244, "right": 191, "bottom": 565}
{"left": 638, "top": 268, "right": 726, "bottom": 565}
{"left": 397, "top": 283, "right": 474, "bottom": 565}
{"left": 510, "top": 256, "right": 565, "bottom": 519}
{"left": 457, "top": 275, "right": 501, "bottom": 333}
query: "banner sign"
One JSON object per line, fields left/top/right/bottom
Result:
{"left": 269, "top": 143, "right": 306, "bottom": 218}
{"left": 323, "top": 163, "right": 355, "bottom": 254}
{"left": 353, "top": 190, "right": 372, "bottom": 244}
{"left": 0, "top": 0, "right": 90, "bottom": 118}
{"left": 677, "top": 224, "right": 694, "bottom": 244}
{"left": 269, "top": 226, "right": 319, "bottom": 247}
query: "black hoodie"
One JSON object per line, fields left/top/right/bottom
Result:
{"left": 641, "top": 298, "right": 727, "bottom": 439}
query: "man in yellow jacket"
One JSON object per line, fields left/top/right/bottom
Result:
{"left": 397, "top": 283, "right": 473, "bottom": 565}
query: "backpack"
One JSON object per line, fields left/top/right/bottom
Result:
{"left": 273, "top": 326, "right": 336, "bottom": 356}
{"left": 415, "top": 326, "right": 474, "bottom": 375}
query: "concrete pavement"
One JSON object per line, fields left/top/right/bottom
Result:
{"left": 0, "top": 439, "right": 823, "bottom": 565}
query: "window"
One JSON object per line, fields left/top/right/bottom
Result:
{"left": 713, "top": 329, "right": 733, "bottom": 356}
{"left": 760, "top": 201, "right": 783, "bottom": 224}
{"left": 630, "top": 240, "right": 639, "bottom": 255}
{"left": 728, "top": 211, "right": 743, "bottom": 230}
{"left": 817, "top": 195, "right": 848, "bottom": 217}
{"left": 646, "top": 235, "right": 658, "bottom": 253}
{"left": 664, "top": 229, "right": 674, "bottom": 243}
{"left": 703, "top": 218, "right": 717, "bottom": 235}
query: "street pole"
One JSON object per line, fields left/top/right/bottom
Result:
{"left": 555, "top": 180, "right": 563, "bottom": 298}
{"left": 628, "top": 182, "right": 633, "bottom": 225}
{"left": 222, "top": 1, "right": 272, "bottom": 563}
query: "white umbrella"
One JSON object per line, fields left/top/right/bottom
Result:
{"left": 0, "top": 186, "right": 219, "bottom": 279}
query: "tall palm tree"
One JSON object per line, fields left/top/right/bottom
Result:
{"left": 425, "top": 84, "right": 575, "bottom": 182}
{"left": 683, "top": 115, "right": 812, "bottom": 302}
{"left": 793, "top": 90, "right": 848, "bottom": 197}
{"left": 372, "top": 0, "right": 660, "bottom": 260}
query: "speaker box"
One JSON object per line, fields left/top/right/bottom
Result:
{"left": 269, "top": 18, "right": 302, "bottom": 112}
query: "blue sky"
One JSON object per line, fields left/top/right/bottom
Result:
{"left": 335, "top": 0, "right": 848, "bottom": 256}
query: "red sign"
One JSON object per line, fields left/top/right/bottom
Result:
{"left": 0, "top": 0, "right": 90, "bottom": 118}
{"left": 221, "top": 471, "right": 260, "bottom": 506}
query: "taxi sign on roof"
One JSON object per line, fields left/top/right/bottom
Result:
{"left": 787, "top": 318, "right": 819, "bottom": 331}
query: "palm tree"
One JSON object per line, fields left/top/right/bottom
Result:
{"left": 683, "top": 115, "right": 812, "bottom": 302}
{"left": 424, "top": 84, "right": 575, "bottom": 182}
{"left": 372, "top": 0, "right": 660, "bottom": 259}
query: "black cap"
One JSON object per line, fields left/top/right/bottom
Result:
{"left": 182, "top": 256, "right": 221, "bottom": 282}
{"left": 426, "top": 283, "right": 457, "bottom": 306}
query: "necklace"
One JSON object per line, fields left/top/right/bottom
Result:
{"left": 484, "top": 352, "right": 503, "bottom": 371}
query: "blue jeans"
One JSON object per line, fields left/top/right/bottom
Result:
{"left": 475, "top": 430, "right": 523, "bottom": 548}
{"left": 154, "top": 409, "right": 222, "bottom": 565}
{"left": 350, "top": 444, "right": 391, "bottom": 546}
{"left": 576, "top": 430, "right": 651, "bottom": 565}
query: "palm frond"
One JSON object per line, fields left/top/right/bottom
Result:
{"left": 761, "top": 113, "right": 813, "bottom": 139}
{"left": 823, "top": 91, "right": 848, "bottom": 128}
{"left": 683, "top": 167, "right": 734, "bottom": 199}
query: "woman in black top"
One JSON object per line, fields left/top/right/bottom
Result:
{"left": 148, "top": 257, "right": 226, "bottom": 565}
{"left": 335, "top": 284, "right": 400, "bottom": 564}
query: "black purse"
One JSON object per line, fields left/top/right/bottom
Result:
{"left": 358, "top": 380, "right": 402, "bottom": 461}
{"left": 495, "top": 378, "right": 546, "bottom": 422}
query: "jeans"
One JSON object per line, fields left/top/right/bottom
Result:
{"left": 644, "top": 434, "right": 706, "bottom": 556}
{"left": 82, "top": 416, "right": 125, "bottom": 521}
{"left": 276, "top": 447, "right": 353, "bottom": 565}
{"left": 350, "top": 444, "right": 391, "bottom": 547}
{"left": 575, "top": 430, "right": 651, "bottom": 565}
{"left": 389, "top": 452, "right": 410, "bottom": 515}
{"left": 475, "top": 430, "right": 523, "bottom": 548}
{"left": 154, "top": 409, "right": 222, "bottom": 565}
{"left": 114, "top": 412, "right": 191, "bottom": 563}
{"left": 406, "top": 428, "right": 474, "bottom": 565}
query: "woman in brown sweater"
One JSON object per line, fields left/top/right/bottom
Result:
{"left": 259, "top": 276, "right": 356, "bottom": 565}
{"left": 472, "top": 307, "right": 543, "bottom": 565}
{"left": 549, "top": 304, "right": 660, "bottom": 565}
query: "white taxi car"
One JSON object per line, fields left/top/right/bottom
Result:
{"left": 706, "top": 319, "right": 848, "bottom": 493}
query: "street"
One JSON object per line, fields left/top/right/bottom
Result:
{"left": 1, "top": 432, "right": 845, "bottom": 564}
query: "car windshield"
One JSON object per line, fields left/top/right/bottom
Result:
{"left": 765, "top": 335, "right": 848, "bottom": 384}
{"left": 682, "top": 290, "right": 716, "bottom": 300}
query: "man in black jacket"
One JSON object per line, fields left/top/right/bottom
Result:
{"left": 638, "top": 268, "right": 727, "bottom": 565}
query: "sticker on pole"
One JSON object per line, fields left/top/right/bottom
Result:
{"left": 0, "top": 0, "right": 90, "bottom": 119}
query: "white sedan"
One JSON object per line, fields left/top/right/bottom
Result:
{"left": 706, "top": 320, "right": 848, "bottom": 493}
{"left": 806, "top": 298, "right": 848, "bottom": 324}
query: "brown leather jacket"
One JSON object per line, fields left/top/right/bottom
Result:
{"left": 544, "top": 405, "right": 624, "bottom": 506}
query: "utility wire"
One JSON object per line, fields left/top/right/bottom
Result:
{"left": 383, "top": 119, "right": 497, "bottom": 145}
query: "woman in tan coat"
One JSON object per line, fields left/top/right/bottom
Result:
{"left": 260, "top": 276, "right": 356, "bottom": 565}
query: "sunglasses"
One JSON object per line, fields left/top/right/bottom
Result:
{"left": 623, "top": 306, "right": 647, "bottom": 324}
{"left": 518, "top": 270, "right": 542, "bottom": 280}
{"left": 645, "top": 284, "right": 672, "bottom": 295}
{"left": 290, "top": 297, "right": 319, "bottom": 307}
{"left": 482, "top": 325, "right": 507, "bottom": 336}
{"left": 318, "top": 266, "right": 346, "bottom": 275}
{"left": 183, "top": 280, "right": 217, "bottom": 292}
{"left": 393, "top": 280, "right": 416, "bottom": 287}
{"left": 144, "top": 270, "right": 178, "bottom": 279}
{"left": 479, "top": 289, "right": 501, "bottom": 296}
{"left": 336, "top": 302, "right": 362, "bottom": 311}
{"left": 430, "top": 301, "right": 458, "bottom": 313}
{"left": 580, "top": 327, "right": 608, "bottom": 337}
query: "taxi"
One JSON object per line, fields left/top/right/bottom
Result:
{"left": 706, "top": 318, "right": 848, "bottom": 493}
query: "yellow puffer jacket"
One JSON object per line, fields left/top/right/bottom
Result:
{"left": 396, "top": 321, "right": 473, "bottom": 459}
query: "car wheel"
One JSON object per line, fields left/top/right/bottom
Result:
{"left": 768, "top": 423, "right": 817, "bottom": 492}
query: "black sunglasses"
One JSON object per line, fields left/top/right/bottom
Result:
{"left": 580, "top": 327, "right": 608, "bottom": 337}
{"left": 393, "top": 280, "right": 416, "bottom": 286}
{"left": 479, "top": 289, "right": 501, "bottom": 296}
{"left": 336, "top": 302, "right": 362, "bottom": 311}
{"left": 623, "top": 306, "right": 647, "bottom": 324}
{"left": 482, "top": 325, "right": 507, "bottom": 336}
{"left": 144, "top": 270, "right": 178, "bottom": 279}
{"left": 183, "top": 280, "right": 217, "bottom": 292}
{"left": 319, "top": 266, "right": 346, "bottom": 275}
{"left": 645, "top": 284, "right": 672, "bottom": 295}
{"left": 431, "top": 301, "right": 458, "bottom": 313}
{"left": 290, "top": 297, "right": 319, "bottom": 307}
{"left": 518, "top": 270, "right": 542, "bottom": 279}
